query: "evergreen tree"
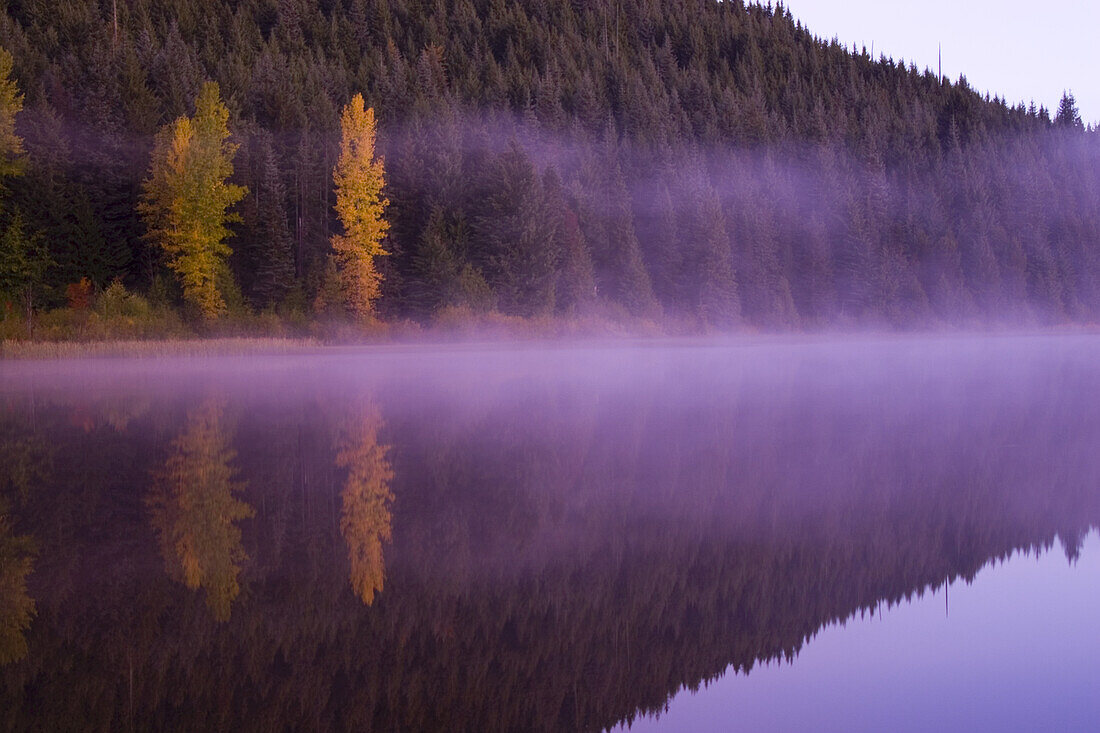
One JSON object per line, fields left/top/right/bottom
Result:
{"left": 406, "top": 206, "right": 463, "bottom": 318}
{"left": 1055, "top": 92, "right": 1083, "bottom": 130}
{"left": 0, "top": 213, "right": 50, "bottom": 328}
{"left": 239, "top": 131, "right": 294, "bottom": 309}
{"left": 543, "top": 168, "right": 595, "bottom": 315}
{"left": 15, "top": 103, "right": 123, "bottom": 291}
{"left": 575, "top": 128, "right": 658, "bottom": 317}
{"left": 472, "top": 142, "right": 557, "bottom": 317}
{"left": 685, "top": 184, "right": 740, "bottom": 327}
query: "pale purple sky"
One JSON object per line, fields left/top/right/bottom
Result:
{"left": 780, "top": 0, "right": 1100, "bottom": 124}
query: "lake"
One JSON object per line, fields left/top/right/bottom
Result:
{"left": 1, "top": 335, "right": 1099, "bottom": 731}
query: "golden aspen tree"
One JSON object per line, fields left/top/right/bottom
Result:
{"left": 0, "top": 47, "right": 24, "bottom": 181}
{"left": 139, "top": 82, "right": 246, "bottom": 319}
{"left": 330, "top": 94, "right": 389, "bottom": 318}
{"left": 0, "top": 46, "right": 49, "bottom": 335}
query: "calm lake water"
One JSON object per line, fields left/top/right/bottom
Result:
{"left": 1, "top": 335, "right": 1099, "bottom": 732}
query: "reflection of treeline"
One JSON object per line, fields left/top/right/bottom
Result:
{"left": 2, "top": 366, "right": 1100, "bottom": 731}
{"left": 1, "top": 1, "right": 1099, "bottom": 330}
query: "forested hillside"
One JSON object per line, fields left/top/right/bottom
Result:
{"left": 0, "top": 0, "right": 1098, "bottom": 330}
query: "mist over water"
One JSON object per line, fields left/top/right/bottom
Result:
{"left": 1, "top": 335, "right": 1099, "bottom": 731}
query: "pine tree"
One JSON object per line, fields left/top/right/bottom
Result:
{"left": 240, "top": 131, "right": 294, "bottom": 309}
{"left": 0, "top": 56, "right": 48, "bottom": 330}
{"left": 0, "top": 213, "right": 50, "bottom": 328}
{"left": 575, "top": 128, "right": 658, "bottom": 317}
{"left": 1055, "top": 92, "right": 1083, "bottom": 130}
{"left": 407, "top": 206, "right": 461, "bottom": 318}
{"left": 543, "top": 168, "right": 595, "bottom": 315}
{"left": 331, "top": 93, "right": 389, "bottom": 319}
{"left": 472, "top": 142, "right": 557, "bottom": 317}
{"left": 15, "top": 102, "right": 123, "bottom": 290}
{"left": 139, "top": 82, "right": 247, "bottom": 320}
{"left": 686, "top": 185, "right": 740, "bottom": 327}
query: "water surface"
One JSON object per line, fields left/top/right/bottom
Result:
{"left": 1, "top": 335, "right": 1098, "bottom": 731}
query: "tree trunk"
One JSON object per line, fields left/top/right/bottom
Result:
{"left": 23, "top": 286, "right": 33, "bottom": 339}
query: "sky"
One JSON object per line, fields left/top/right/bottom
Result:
{"left": 779, "top": 1, "right": 1100, "bottom": 124}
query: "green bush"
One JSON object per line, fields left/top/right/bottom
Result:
{"left": 95, "top": 280, "right": 152, "bottom": 320}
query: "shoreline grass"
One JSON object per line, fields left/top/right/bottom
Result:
{"left": 5, "top": 298, "right": 1100, "bottom": 361}
{"left": 0, "top": 337, "right": 327, "bottom": 360}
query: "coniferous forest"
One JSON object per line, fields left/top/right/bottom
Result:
{"left": 0, "top": 0, "right": 1099, "bottom": 336}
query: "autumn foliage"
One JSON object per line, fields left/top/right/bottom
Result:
{"left": 64, "top": 278, "right": 92, "bottom": 311}
{"left": 330, "top": 94, "right": 389, "bottom": 319}
{"left": 139, "top": 82, "right": 246, "bottom": 320}
{"left": 0, "top": 47, "right": 23, "bottom": 182}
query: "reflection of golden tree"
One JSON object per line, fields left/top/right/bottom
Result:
{"left": 337, "top": 404, "right": 394, "bottom": 605}
{"left": 0, "top": 510, "right": 34, "bottom": 665}
{"left": 147, "top": 400, "right": 253, "bottom": 621}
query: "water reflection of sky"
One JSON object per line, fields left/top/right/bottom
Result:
{"left": 631, "top": 533, "right": 1100, "bottom": 733}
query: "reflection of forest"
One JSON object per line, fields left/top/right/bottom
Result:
{"left": 1, "top": 351, "right": 1100, "bottom": 732}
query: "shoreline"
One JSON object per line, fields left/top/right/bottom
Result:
{"left": 5, "top": 324, "right": 1100, "bottom": 361}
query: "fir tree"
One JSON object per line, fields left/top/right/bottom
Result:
{"left": 239, "top": 131, "right": 294, "bottom": 309}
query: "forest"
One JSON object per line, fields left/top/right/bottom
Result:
{"left": 0, "top": 0, "right": 1099, "bottom": 337}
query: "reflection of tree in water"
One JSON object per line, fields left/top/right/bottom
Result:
{"left": 337, "top": 403, "right": 394, "bottom": 605}
{"left": 0, "top": 412, "right": 45, "bottom": 666}
{"left": 0, "top": 509, "right": 34, "bottom": 665}
{"left": 147, "top": 399, "right": 253, "bottom": 621}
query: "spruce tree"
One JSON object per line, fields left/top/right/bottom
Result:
{"left": 472, "top": 142, "right": 557, "bottom": 317}
{"left": 240, "top": 131, "right": 294, "bottom": 309}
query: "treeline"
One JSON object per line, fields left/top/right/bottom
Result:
{"left": 1, "top": 0, "right": 1099, "bottom": 330}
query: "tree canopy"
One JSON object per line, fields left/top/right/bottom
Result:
{"left": 138, "top": 82, "right": 246, "bottom": 319}
{"left": 330, "top": 94, "right": 389, "bottom": 318}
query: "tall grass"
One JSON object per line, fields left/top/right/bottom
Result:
{"left": 0, "top": 337, "right": 325, "bottom": 360}
{"left": 0, "top": 282, "right": 697, "bottom": 360}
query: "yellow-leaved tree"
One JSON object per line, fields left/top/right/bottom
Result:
{"left": 330, "top": 94, "right": 389, "bottom": 318}
{"left": 0, "top": 47, "right": 24, "bottom": 181}
{"left": 139, "top": 82, "right": 246, "bottom": 320}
